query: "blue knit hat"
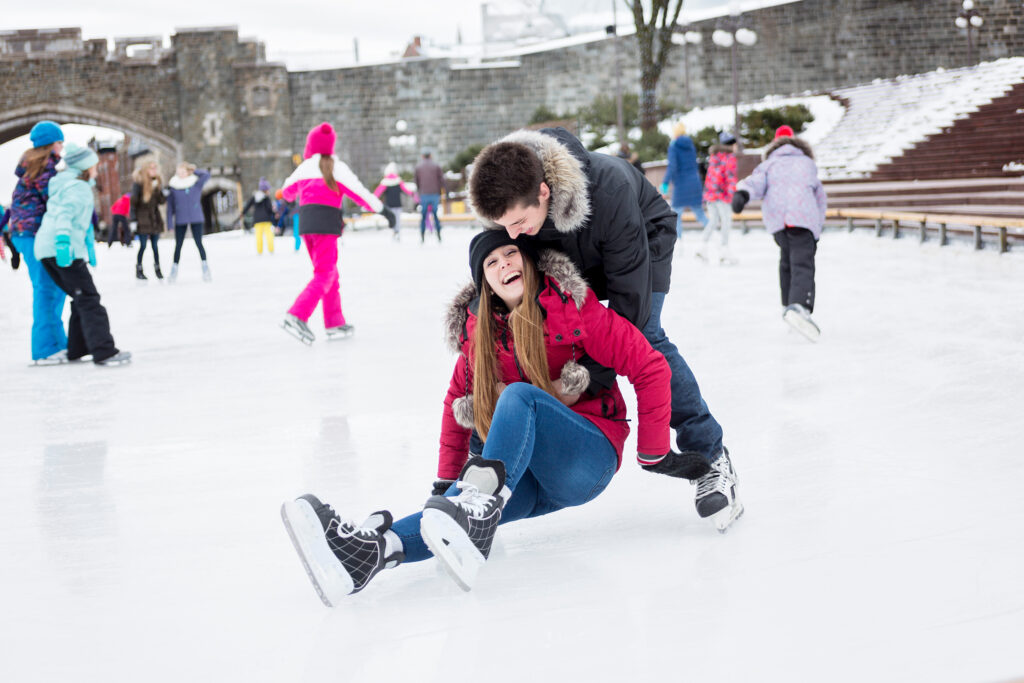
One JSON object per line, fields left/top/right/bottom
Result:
{"left": 63, "top": 142, "right": 99, "bottom": 173}
{"left": 719, "top": 131, "right": 737, "bottom": 145}
{"left": 258, "top": 177, "right": 271, "bottom": 192}
{"left": 30, "top": 120, "right": 64, "bottom": 148}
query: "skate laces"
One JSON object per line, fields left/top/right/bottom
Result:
{"left": 696, "top": 456, "right": 734, "bottom": 498}
{"left": 331, "top": 518, "right": 379, "bottom": 540}
{"left": 452, "top": 481, "right": 494, "bottom": 516}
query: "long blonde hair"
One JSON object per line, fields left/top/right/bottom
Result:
{"left": 20, "top": 144, "right": 57, "bottom": 181}
{"left": 132, "top": 156, "right": 161, "bottom": 202}
{"left": 471, "top": 252, "right": 556, "bottom": 439}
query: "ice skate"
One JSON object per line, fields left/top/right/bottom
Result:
{"left": 95, "top": 350, "right": 132, "bottom": 367}
{"left": 718, "top": 247, "right": 738, "bottom": 266}
{"left": 201, "top": 261, "right": 212, "bottom": 282}
{"left": 281, "top": 495, "right": 404, "bottom": 606}
{"left": 325, "top": 324, "right": 355, "bottom": 340}
{"left": 32, "top": 349, "right": 68, "bottom": 366}
{"left": 154, "top": 264, "right": 164, "bottom": 280}
{"left": 694, "top": 246, "right": 709, "bottom": 262}
{"left": 694, "top": 449, "right": 744, "bottom": 533}
{"left": 168, "top": 263, "right": 178, "bottom": 283}
{"left": 281, "top": 314, "right": 314, "bottom": 345}
{"left": 420, "top": 456, "right": 511, "bottom": 591}
{"left": 135, "top": 264, "right": 147, "bottom": 281}
{"left": 783, "top": 304, "right": 820, "bottom": 342}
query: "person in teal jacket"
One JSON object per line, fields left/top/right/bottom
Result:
{"left": 34, "top": 143, "right": 131, "bottom": 366}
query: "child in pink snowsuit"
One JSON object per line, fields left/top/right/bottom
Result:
{"left": 280, "top": 122, "right": 383, "bottom": 344}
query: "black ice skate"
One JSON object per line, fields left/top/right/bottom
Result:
{"left": 325, "top": 324, "right": 355, "bottom": 340}
{"left": 694, "top": 448, "right": 744, "bottom": 533}
{"left": 280, "top": 494, "right": 404, "bottom": 607}
{"left": 783, "top": 304, "right": 820, "bottom": 342}
{"left": 281, "top": 314, "right": 314, "bottom": 345}
{"left": 420, "top": 456, "right": 511, "bottom": 591}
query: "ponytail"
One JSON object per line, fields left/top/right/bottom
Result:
{"left": 318, "top": 155, "right": 339, "bottom": 193}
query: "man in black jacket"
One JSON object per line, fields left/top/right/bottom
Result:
{"left": 468, "top": 127, "right": 742, "bottom": 532}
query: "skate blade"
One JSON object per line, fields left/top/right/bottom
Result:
{"left": 783, "top": 310, "right": 820, "bottom": 342}
{"left": 30, "top": 359, "right": 67, "bottom": 367}
{"left": 711, "top": 499, "right": 745, "bottom": 534}
{"left": 420, "top": 508, "right": 485, "bottom": 592}
{"left": 280, "top": 322, "right": 314, "bottom": 345}
{"left": 325, "top": 330, "right": 354, "bottom": 341}
{"left": 280, "top": 500, "right": 353, "bottom": 607}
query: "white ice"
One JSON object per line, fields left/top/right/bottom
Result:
{"left": 2, "top": 225, "right": 1023, "bottom": 683}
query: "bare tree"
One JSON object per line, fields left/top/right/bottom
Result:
{"left": 627, "top": 0, "right": 685, "bottom": 130}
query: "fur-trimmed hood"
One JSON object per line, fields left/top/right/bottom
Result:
{"left": 763, "top": 136, "right": 815, "bottom": 161}
{"left": 443, "top": 248, "right": 589, "bottom": 353}
{"left": 473, "top": 128, "right": 591, "bottom": 234}
{"left": 168, "top": 173, "right": 199, "bottom": 190}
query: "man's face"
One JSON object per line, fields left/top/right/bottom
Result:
{"left": 496, "top": 182, "right": 550, "bottom": 238}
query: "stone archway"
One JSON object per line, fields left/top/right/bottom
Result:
{"left": 201, "top": 176, "right": 244, "bottom": 233}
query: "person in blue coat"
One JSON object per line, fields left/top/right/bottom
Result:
{"left": 661, "top": 122, "right": 708, "bottom": 240}
{"left": 33, "top": 143, "right": 130, "bottom": 366}
{"left": 165, "top": 161, "right": 211, "bottom": 283}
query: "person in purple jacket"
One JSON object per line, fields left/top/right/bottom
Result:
{"left": 733, "top": 126, "right": 827, "bottom": 342}
{"left": 165, "top": 161, "right": 211, "bottom": 283}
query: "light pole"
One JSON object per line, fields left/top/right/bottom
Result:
{"left": 606, "top": 0, "right": 625, "bottom": 151}
{"left": 678, "top": 26, "right": 703, "bottom": 109}
{"left": 955, "top": 0, "right": 984, "bottom": 66}
{"left": 388, "top": 120, "right": 416, "bottom": 174}
{"left": 712, "top": 15, "right": 756, "bottom": 151}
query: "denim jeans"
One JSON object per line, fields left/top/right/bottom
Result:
{"left": 11, "top": 234, "right": 67, "bottom": 360}
{"left": 674, "top": 204, "right": 708, "bottom": 239}
{"left": 392, "top": 383, "right": 618, "bottom": 562}
{"left": 137, "top": 233, "right": 160, "bottom": 265}
{"left": 642, "top": 291, "right": 723, "bottom": 461}
{"left": 419, "top": 193, "right": 441, "bottom": 240}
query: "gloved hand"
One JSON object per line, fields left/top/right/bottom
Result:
{"left": 55, "top": 234, "right": 72, "bottom": 268}
{"left": 86, "top": 227, "right": 97, "bottom": 267}
{"left": 380, "top": 205, "right": 397, "bottom": 229}
{"left": 638, "top": 451, "right": 711, "bottom": 481}
{"left": 130, "top": 221, "right": 138, "bottom": 234}
{"left": 431, "top": 479, "right": 456, "bottom": 496}
{"left": 731, "top": 189, "right": 750, "bottom": 214}
{"left": 659, "top": 182, "right": 669, "bottom": 195}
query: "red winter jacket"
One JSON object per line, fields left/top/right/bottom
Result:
{"left": 110, "top": 193, "right": 131, "bottom": 217}
{"left": 702, "top": 147, "right": 737, "bottom": 203}
{"left": 437, "top": 250, "right": 671, "bottom": 480}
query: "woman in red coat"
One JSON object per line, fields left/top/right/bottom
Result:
{"left": 281, "top": 231, "right": 675, "bottom": 605}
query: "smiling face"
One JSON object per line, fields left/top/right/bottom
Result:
{"left": 483, "top": 244, "right": 526, "bottom": 309}
{"left": 495, "top": 182, "right": 551, "bottom": 239}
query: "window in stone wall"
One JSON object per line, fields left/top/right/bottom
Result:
{"left": 252, "top": 86, "right": 271, "bottom": 111}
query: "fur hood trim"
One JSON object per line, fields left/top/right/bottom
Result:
{"left": 168, "top": 174, "right": 199, "bottom": 190}
{"left": 763, "top": 136, "right": 815, "bottom": 161}
{"left": 443, "top": 249, "right": 589, "bottom": 353}
{"left": 490, "top": 129, "right": 591, "bottom": 234}
{"left": 379, "top": 173, "right": 401, "bottom": 187}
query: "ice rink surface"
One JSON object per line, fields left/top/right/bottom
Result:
{"left": 2, "top": 225, "right": 1022, "bottom": 683}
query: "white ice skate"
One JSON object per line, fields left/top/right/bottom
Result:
{"left": 281, "top": 314, "right": 314, "bottom": 345}
{"left": 325, "top": 324, "right": 355, "bottom": 340}
{"left": 31, "top": 349, "right": 68, "bottom": 366}
{"left": 718, "top": 248, "right": 738, "bottom": 266}
{"left": 95, "top": 350, "right": 132, "bottom": 367}
{"left": 783, "top": 304, "right": 820, "bottom": 342}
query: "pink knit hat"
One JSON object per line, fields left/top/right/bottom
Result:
{"left": 304, "top": 122, "right": 336, "bottom": 159}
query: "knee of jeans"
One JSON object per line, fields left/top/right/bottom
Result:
{"left": 496, "top": 382, "right": 541, "bottom": 409}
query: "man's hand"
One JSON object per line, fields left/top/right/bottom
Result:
{"left": 638, "top": 451, "right": 711, "bottom": 481}
{"left": 431, "top": 479, "right": 456, "bottom": 496}
{"left": 551, "top": 378, "right": 581, "bottom": 407}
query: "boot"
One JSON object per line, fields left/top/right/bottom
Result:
{"left": 168, "top": 263, "right": 178, "bottom": 283}
{"left": 201, "top": 260, "right": 212, "bottom": 282}
{"left": 136, "top": 263, "right": 147, "bottom": 280}
{"left": 694, "top": 448, "right": 744, "bottom": 533}
{"left": 280, "top": 494, "right": 404, "bottom": 606}
{"left": 154, "top": 263, "right": 163, "bottom": 280}
{"left": 420, "top": 456, "right": 511, "bottom": 591}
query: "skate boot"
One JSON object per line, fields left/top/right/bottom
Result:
{"left": 694, "top": 448, "right": 743, "bottom": 533}
{"left": 95, "top": 350, "right": 132, "bottom": 366}
{"left": 154, "top": 263, "right": 163, "bottom": 280}
{"left": 719, "top": 247, "right": 738, "bottom": 266}
{"left": 281, "top": 314, "right": 314, "bottom": 345}
{"left": 281, "top": 494, "right": 404, "bottom": 606}
{"left": 168, "top": 263, "right": 178, "bottom": 283}
{"left": 325, "top": 324, "right": 355, "bottom": 340}
{"left": 420, "top": 456, "right": 511, "bottom": 591}
{"left": 201, "top": 261, "right": 212, "bottom": 282}
{"left": 136, "top": 264, "right": 147, "bottom": 280}
{"left": 32, "top": 349, "right": 68, "bottom": 366}
{"left": 694, "top": 245, "right": 708, "bottom": 262}
{"left": 783, "top": 304, "right": 820, "bottom": 342}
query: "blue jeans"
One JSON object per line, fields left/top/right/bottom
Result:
{"left": 392, "top": 383, "right": 618, "bottom": 562}
{"left": 419, "top": 194, "right": 441, "bottom": 240}
{"left": 642, "top": 291, "right": 723, "bottom": 461}
{"left": 11, "top": 234, "right": 67, "bottom": 360}
{"left": 674, "top": 204, "right": 708, "bottom": 239}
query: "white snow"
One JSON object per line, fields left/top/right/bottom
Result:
{"left": 1, "top": 225, "right": 1023, "bottom": 682}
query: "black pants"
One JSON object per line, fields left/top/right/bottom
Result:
{"left": 107, "top": 215, "right": 131, "bottom": 246}
{"left": 137, "top": 233, "right": 160, "bottom": 265}
{"left": 773, "top": 227, "right": 817, "bottom": 312}
{"left": 41, "top": 258, "right": 119, "bottom": 363}
{"left": 173, "top": 222, "right": 207, "bottom": 263}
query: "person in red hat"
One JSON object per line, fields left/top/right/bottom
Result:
{"left": 278, "top": 122, "right": 389, "bottom": 344}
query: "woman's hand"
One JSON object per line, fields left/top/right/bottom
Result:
{"left": 551, "top": 379, "right": 581, "bottom": 407}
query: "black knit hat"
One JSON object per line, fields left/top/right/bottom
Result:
{"left": 469, "top": 230, "right": 536, "bottom": 291}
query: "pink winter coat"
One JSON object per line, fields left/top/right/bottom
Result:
{"left": 703, "top": 147, "right": 737, "bottom": 203}
{"left": 437, "top": 251, "right": 671, "bottom": 480}
{"left": 280, "top": 155, "right": 382, "bottom": 212}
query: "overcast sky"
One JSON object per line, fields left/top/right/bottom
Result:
{"left": 4, "top": 0, "right": 740, "bottom": 69}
